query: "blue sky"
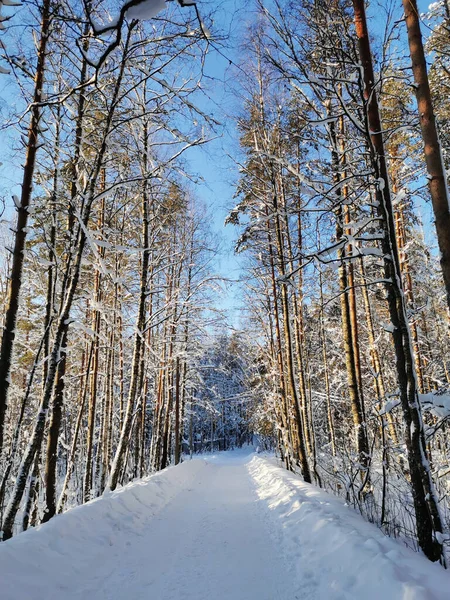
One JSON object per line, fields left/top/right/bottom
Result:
{"left": 178, "top": 0, "right": 250, "bottom": 327}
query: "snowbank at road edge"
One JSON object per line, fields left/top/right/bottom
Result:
{"left": 0, "top": 459, "right": 207, "bottom": 600}
{"left": 248, "top": 455, "right": 450, "bottom": 600}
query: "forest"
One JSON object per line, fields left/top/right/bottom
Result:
{"left": 1, "top": 0, "right": 450, "bottom": 577}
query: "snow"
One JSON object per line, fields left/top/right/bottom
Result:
{"left": 92, "top": 0, "right": 166, "bottom": 35}
{"left": 420, "top": 392, "right": 450, "bottom": 418}
{"left": 393, "top": 188, "right": 407, "bottom": 207}
{"left": 126, "top": 0, "right": 166, "bottom": 21}
{"left": 378, "top": 397, "right": 401, "bottom": 415}
{"left": 1, "top": 450, "right": 449, "bottom": 599}
{"left": 249, "top": 455, "right": 450, "bottom": 599}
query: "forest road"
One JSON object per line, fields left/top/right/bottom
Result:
{"left": 72, "top": 451, "right": 300, "bottom": 600}
{"left": 3, "top": 450, "right": 450, "bottom": 599}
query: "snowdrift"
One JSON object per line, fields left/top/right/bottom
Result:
{"left": 248, "top": 455, "right": 450, "bottom": 600}
{"left": 0, "top": 459, "right": 207, "bottom": 600}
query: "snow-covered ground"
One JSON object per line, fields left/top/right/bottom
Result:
{"left": 1, "top": 449, "right": 449, "bottom": 599}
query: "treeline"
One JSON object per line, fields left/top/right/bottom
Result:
{"left": 190, "top": 334, "right": 258, "bottom": 453}
{"left": 229, "top": 0, "right": 450, "bottom": 564}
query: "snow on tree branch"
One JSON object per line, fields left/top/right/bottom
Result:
{"left": 81, "top": 0, "right": 210, "bottom": 72}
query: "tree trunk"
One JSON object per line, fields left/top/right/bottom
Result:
{"left": 319, "top": 271, "right": 336, "bottom": 456}
{"left": 272, "top": 192, "right": 311, "bottom": 483}
{"left": 278, "top": 174, "right": 313, "bottom": 458}
{"left": 0, "top": 0, "right": 52, "bottom": 456}
{"left": 22, "top": 453, "right": 40, "bottom": 532}
{"left": 57, "top": 343, "right": 92, "bottom": 513}
{"left": 108, "top": 121, "right": 150, "bottom": 490}
{"left": 352, "top": 0, "right": 445, "bottom": 563}
{"left": 402, "top": 0, "right": 450, "bottom": 311}
{"left": 265, "top": 207, "right": 293, "bottom": 470}
{"left": 174, "top": 358, "right": 181, "bottom": 464}
{"left": 359, "top": 258, "right": 399, "bottom": 445}
{"left": 83, "top": 192, "right": 106, "bottom": 502}
{"left": 42, "top": 329, "right": 68, "bottom": 522}
{"left": 328, "top": 109, "right": 370, "bottom": 477}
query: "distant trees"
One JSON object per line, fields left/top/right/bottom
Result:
{"left": 189, "top": 334, "right": 256, "bottom": 453}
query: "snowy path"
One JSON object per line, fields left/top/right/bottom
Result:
{"left": 2, "top": 450, "right": 450, "bottom": 599}
{"left": 71, "top": 455, "right": 297, "bottom": 600}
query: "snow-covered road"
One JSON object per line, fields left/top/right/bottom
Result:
{"left": 72, "top": 454, "right": 297, "bottom": 600}
{"left": 1, "top": 450, "right": 450, "bottom": 599}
